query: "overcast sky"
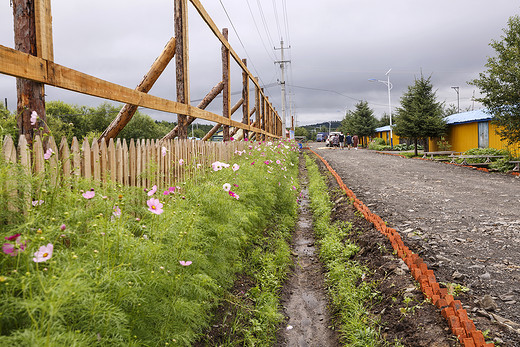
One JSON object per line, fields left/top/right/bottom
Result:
{"left": 1, "top": 1, "right": 519, "bottom": 126}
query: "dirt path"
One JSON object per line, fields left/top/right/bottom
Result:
{"left": 276, "top": 159, "right": 339, "bottom": 347}
{"left": 309, "top": 143, "right": 520, "bottom": 345}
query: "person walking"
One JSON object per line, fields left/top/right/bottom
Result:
{"left": 339, "top": 133, "right": 345, "bottom": 149}
{"left": 345, "top": 133, "right": 352, "bottom": 150}
{"left": 352, "top": 134, "right": 359, "bottom": 150}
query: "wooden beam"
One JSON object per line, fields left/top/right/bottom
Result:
{"left": 100, "top": 37, "right": 176, "bottom": 141}
{"left": 175, "top": 0, "right": 190, "bottom": 139}
{"left": 34, "top": 0, "right": 53, "bottom": 61}
{"left": 161, "top": 80, "right": 224, "bottom": 141}
{"left": 0, "top": 46, "right": 278, "bottom": 139}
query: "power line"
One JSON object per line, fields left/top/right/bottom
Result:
{"left": 218, "top": 0, "right": 271, "bottom": 95}
{"left": 256, "top": 0, "right": 276, "bottom": 49}
{"left": 271, "top": 0, "right": 282, "bottom": 41}
{"left": 245, "top": 0, "right": 276, "bottom": 61}
{"left": 287, "top": 84, "right": 390, "bottom": 108}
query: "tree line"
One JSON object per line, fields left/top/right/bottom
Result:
{"left": 0, "top": 101, "right": 212, "bottom": 143}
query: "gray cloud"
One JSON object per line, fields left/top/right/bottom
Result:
{"left": 1, "top": 1, "right": 519, "bottom": 126}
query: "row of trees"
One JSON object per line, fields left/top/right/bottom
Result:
{"left": 338, "top": 74, "right": 446, "bottom": 154}
{"left": 0, "top": 101, "right": 211, "bottom": 143}
{"left": 337, "top": 14, "right": 520, "bottom": 154}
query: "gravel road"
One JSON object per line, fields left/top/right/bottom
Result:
{"left": 309, "top": 143, "right": 520, "bottom": 340}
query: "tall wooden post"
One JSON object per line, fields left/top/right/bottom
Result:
{"left": 254, "top": 77, "right": 260, "bottom": 141}
{"left": 242, "top": 59, "right": 250, "bottom": 140}
{"left": 174, "top": 0, "right": 190, "bottom": 139}
{"left": 222, "top": 28, "right": 230, "bottom": 142}
{"left": 13, "top": 0, "right": 52, "bottom": 144}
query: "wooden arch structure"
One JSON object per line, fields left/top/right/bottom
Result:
{"left": 2, "top": 0, "right": 282, "bottom": 145}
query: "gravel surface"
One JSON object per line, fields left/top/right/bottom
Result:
{"left": 309, "top": 143, "right": 520, "bottom": 344}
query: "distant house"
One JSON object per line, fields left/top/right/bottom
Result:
{"left": 428, "top": 109, "right": 519, "bottom": 153}
{"left": 374, "top": 125, "right": 399, "bottom": 145}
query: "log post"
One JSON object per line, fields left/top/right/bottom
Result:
{"left": 174, "top": 0, "right": 190, "bottom": 139}
{"left": 222, "top": 28, "right": 231, "bottom": 142}
{"left": 13, "top": 0, "right": 51, "bottom": 145}
{"left": 242, "top": 58, "right": 250, "bottom": 140}
{"left": 254, "top": 78, "right": 260, "bottom": 141}
{"left": 100, "top": 37, "right": 176, "bottom": 141}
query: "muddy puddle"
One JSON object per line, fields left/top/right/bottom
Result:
{"left": 275, "top": 162, "right": 339, "bottom": 347}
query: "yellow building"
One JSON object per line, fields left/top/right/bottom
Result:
{"left": 374, "top": 125, "right": 400, "bottom": 146}
{"left": 428, "top": 109, "right": 519, "bottom": 155}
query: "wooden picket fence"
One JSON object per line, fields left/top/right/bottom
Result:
{"left": 1, "top": 135, "right": 245, "bottom": 189}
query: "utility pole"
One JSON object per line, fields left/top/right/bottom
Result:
{"left": 451, "top": 86, "right": 460, "bottom": 113}
{"left": 275, "top": 39, "right": 290, "bottom": 137}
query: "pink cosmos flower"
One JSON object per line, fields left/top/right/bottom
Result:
{"left": 161, "top": 146, "right": 167, "bottom": 157}
{"left": 30, "top": 111, "right": 38, "bottom": 125}
{"left": 147, "top": 185, "right": 157, "bottom": 196}
{"left": 251, "top": 161, "right": 255, "bottom": 165}
{"left": 212, "top": 161, "right": 223, "bottom": 171}
{"left": 264, "top": 161, "right": 270, "bottom": 165}
{"left": 33, "top": 243, "right": 53, "bottom": 263}
{"left": 2, "top": 234, "right": 26, "bottom": 256}
{"left": 232, "top": 164, "right": 240, "bottom": 172}
{"left": 113, "top": 206, "right": 121, "bottom": 217}
{"left": 179, "top": 159, "right": 184, "bottom": 165}
{"left": 32, "top": 200, "right": 44, "bottom": 206}
{"left": 147, "top": 198, "right": 164, "bottom": 215}
{"left": 276, "top": 160, "right": 281, "bottom": 165}
{"left": 223, "top": 183, "right": 231, "bottom": 192}
{"left": 43, "top": 148, "right": 54, "bottom": 160}
{"left": 82, "top": 190, "right": 95, "bottom": 199}
{"left": 60, "top": 224, "right": 66, "bottom": 231}
{"left": 168, "top": 186, "right": 176, "bottom": 193}
{"left": 163, "top": 190, "right": 170, "bottom": 195}
{"left": 179, "top": 260, "right": 192, "bottom": 266}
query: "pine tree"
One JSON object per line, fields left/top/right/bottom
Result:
{"left": 470, "top": 15, "right": 520, "bottom": 147}
{"left": 393, "top": 74, "right": 446, "bottom": 155}
{"left": 341, "top": 101, "right": 377, "bottom": 145}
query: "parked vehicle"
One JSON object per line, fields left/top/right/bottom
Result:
{"left": 326, "top": 132, "right": 343, "bottom": 147}
{"left": 316, "top": 132, "right": 328, "bottom": 142}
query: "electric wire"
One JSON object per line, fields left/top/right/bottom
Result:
{"left": 256, "top": 0, "right": 276, "bottom": 49}
{"left": 271, "top": 0, "right": 282, "bottom": 41}
{"left": 217, "top": 0, "right": 271, "bottom": 98}
{"left": 245, "top": 0, "right": 277, "bottom": 61}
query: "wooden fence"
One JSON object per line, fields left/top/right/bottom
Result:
{"left": 2, "top": 0, "right": 282, "bottom": 144}
{"left": 1, "top": 135, "right": 244, "bottom": 190}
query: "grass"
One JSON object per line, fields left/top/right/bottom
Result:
{"left": 305, "top": 154, "right": 380, "bottom": 347}
{"left": 0, "top": 139, "right": 299, "bottom": 346}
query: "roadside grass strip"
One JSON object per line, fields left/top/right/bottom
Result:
{"left": 305, "top": 154, "right": 380, "bottom": 346}
{"left": 309, "top": 149, "right": 495, "bottom": 347}
{"left": 0, "top": 140, "right": 299, "bottom": 346}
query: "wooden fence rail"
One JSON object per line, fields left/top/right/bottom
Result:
{"left": 2, "top": 135, "right": 244, "bottom": 190}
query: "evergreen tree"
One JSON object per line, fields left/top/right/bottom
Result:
{"left": 377, "top": 113, "right": 391, "bottom": 127}
{"left": 470, "top": 15, "right": 520, "bottom": 146}
{"left": 393, "top": 74, "right": 446, "bottom": 155}
{"left": 341, "top": 101, "right": 377, "bottom": 144}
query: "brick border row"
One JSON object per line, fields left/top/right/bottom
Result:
{"left": 308, "top": 148, "right": 494, "bottom": 347}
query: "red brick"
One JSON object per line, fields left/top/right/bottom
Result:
{"left": 453, "top": 327, "right": 467, "bottom": 340}
{"left": 462, "top": 337, "right": 476, "bottom": 347}
{"left": 432, "top": 295, "right": 440, "bottom": 304}
{"left": 442, "top": 307, "right": 455, "bottom": 319}
{"left": 470, "top": 330, "right": 485, "bottom": 346}
{"left": 426, "top": 269, "right": 434, "bottom": 276}
{"left": 439, "top": 287, "right": 448, "bottom": 297}
{"left": 484, "top": 344, "right": 495, "bottom": 347}
{"left": 424, "top": 287, "right": 433, "bottom": 299}
{"left": 450, "top": 300, "right": 463, "bottom": 311}
{"left": 448, "top": 315, "right": 461, "bottom": 329}
{"left": 419, "top": 263, "right": 428, "bottom": 274}
{"left": 428, "top": 275, "right": 437, "bottom": 285}
{"left": 457, "top": 309, "right": 469, "bottom": 321}
{"left": 462, "top": 320, "right": 476, "bottom": 333}
{"left": 445, "top": 294, "right": 454, "bottom": 305}
{"left": 431, "top": 282, "right": 440, "bottom": 295}
{"left": 435, "top": 298, "right": 448, "bottom": 308}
